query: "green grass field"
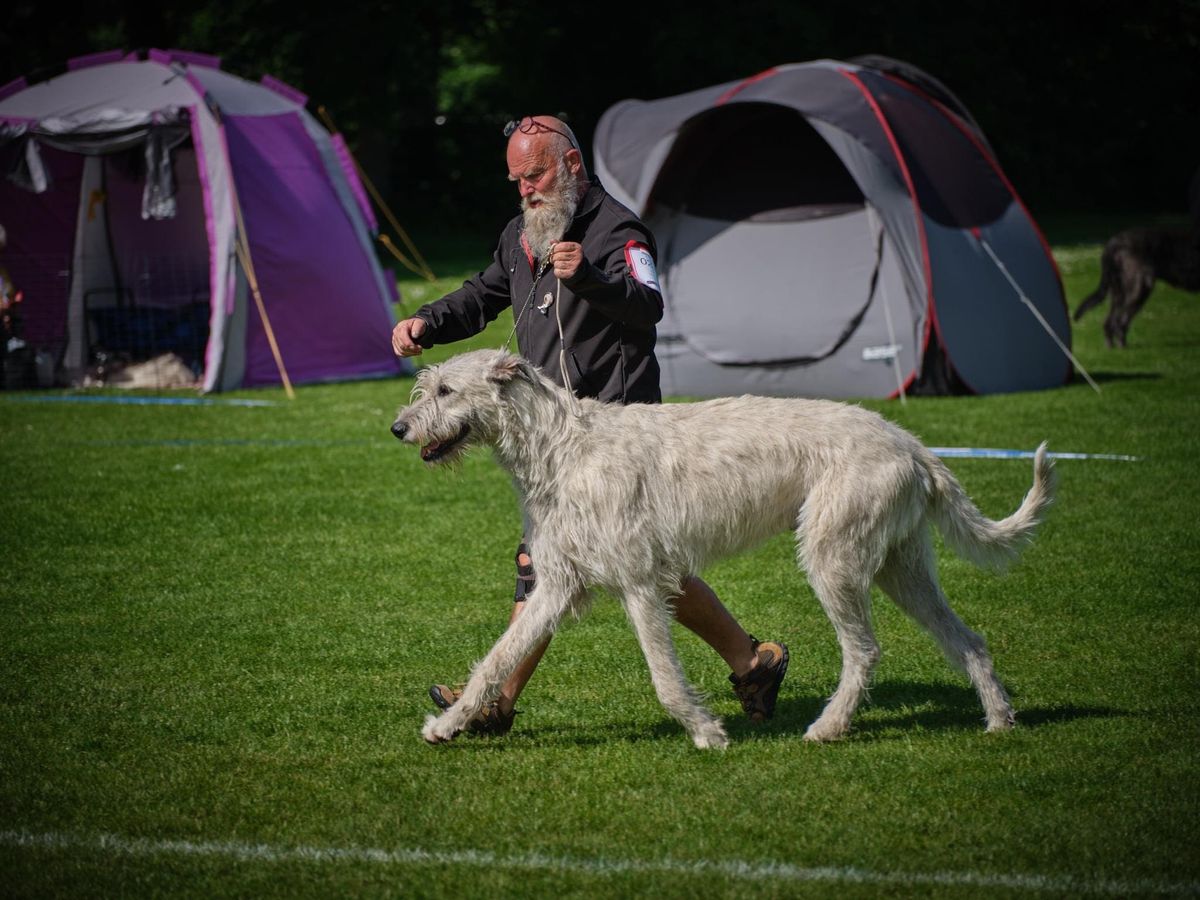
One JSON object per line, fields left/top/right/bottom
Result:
{"left": 2, "top": 221, "right": 1198, "bottom": 898}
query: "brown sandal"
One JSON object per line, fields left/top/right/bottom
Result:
{"left": 428, "top": 684, "right": 516, "bottom": 736}
{"left": 728, "top": 638, "right": 789, "bottom": 721}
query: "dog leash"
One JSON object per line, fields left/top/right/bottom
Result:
{"left": 502, "top": 241, "right": 581, "bottom": 417}
{"left": 550, "top": 274, "right": 581, "bottom": 417}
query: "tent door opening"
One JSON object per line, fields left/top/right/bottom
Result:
{"left": 647, "top": 103, "right": 890, "bottom": 366}
{"left": 65, "top": 142, "right": 211, "bottom": 379}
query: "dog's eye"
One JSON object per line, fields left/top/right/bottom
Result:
{"left": 437, "top": 384, "right": 452, "bottom": 397}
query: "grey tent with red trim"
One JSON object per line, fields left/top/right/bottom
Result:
{"left": 593, "top": 58, "right": 1072, "bottom": 398}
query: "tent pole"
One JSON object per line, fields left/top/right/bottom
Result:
{"left": 868, "top": 207, "right": 906, "bottom": 404}
{"left": 880, "top": 288, "right": 907, "bottom": 404}
{"left": 231, "top": 195, "right": 296, "bottom": 400}
{"left": 977, "top": 236, "right": 1101, "bottom": 394}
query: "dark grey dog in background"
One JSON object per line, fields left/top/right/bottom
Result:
{"left": 1074, "top": 226, "right": 1200, "bottom": 348}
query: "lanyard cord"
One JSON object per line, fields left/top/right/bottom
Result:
{"left": 503, "top": 257, "right": 551, "bottom": 352}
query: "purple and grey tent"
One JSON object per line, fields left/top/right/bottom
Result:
{"left": 594, "top": 58, "right": 1073, "bottom": 398}
{"left": 0, "top": 49, "right": 406, "bottom": 391}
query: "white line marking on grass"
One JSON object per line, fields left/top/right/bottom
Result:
{"left": 2, "top": 830, "right": 1197, "bottom": 896}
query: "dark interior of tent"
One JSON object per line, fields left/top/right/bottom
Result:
{"left": 646, "top": 103, "right": 865, "bottom": 222}
{"left": 1, "top": 134, "right": 211, "bottom": 388}
{"left": 78, "top": 142, "right": 210, "bottom": 372}
{"left": 643, "top": 101, "right": 898, "bottom": 372}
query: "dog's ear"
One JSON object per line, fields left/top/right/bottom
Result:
{"left": 488, "top": 354, "right": 533, "bottom": 386}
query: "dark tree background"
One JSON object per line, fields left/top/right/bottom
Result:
{"left": 4, "top": 0, "right": 1198, "bottom": 235}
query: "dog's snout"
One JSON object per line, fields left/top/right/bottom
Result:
{"left": 391, "top": 420, "right": 409, "bottom": 441}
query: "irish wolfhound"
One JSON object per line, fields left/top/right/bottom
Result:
{"left": 1073, "top": 226, "right": 1200, "bottom": 348}
{"left": 391, "top": 349, "right": 1055, "bottom": 749}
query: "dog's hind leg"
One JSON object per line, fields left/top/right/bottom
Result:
{"left": 422, "top": 575, "right": 585, "bottom": 745}
{"left": 802, "top": 568, "right": 879, "bottom": 742}
{"left": 1112, "top": 280, "right": 1154, "bottom": 348}
{"left": 799, "top": 492, "right": 888, "bottom": 742}
{"left": 1104, "top": 254, "right": 1154, "bottom": 348}
{"left": 622, "top": 585, "right": 729, "bottom": 750}
{"left": 875, "top": 532, "right": 1014, "bottom": 732}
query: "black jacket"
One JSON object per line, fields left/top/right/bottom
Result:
{"left": 413, "top": 181, "right": 663, "bottom": 404}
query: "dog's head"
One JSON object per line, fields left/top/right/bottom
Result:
{"left": 390, "top": 349, "right": 539, "bottom": 465}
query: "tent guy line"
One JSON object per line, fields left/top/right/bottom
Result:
{"left": 976, "top": 235, "right": 1102, "bottom": 393}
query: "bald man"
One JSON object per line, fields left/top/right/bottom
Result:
{"left": 393, "top": 116, "right": 788, "bottom": 736}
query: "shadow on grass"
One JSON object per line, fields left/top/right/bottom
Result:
{"left": 1084, "top": 370, "right": 1163, "bottom": 385}
{"left": 1009, "top": 704, "right": 1128, "bottom": 728}
{"left": 805, "top": 680, "right": 1126, "bottom": 739}
{"left": 439, "top": 719, "right": 697, "bottom": 751}
{"left": 433, "top": 683, "right": 1125, "bottom": 751}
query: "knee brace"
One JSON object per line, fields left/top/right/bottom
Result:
{"left": 514, "top": 541, "right": 537, "bottom": 601}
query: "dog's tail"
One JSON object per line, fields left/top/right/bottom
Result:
{"left": 925, "top": 443, "right": 1056, "bottom": 572}
{"left": 1073, "top": 247, "right": 1113, "bottom": 321}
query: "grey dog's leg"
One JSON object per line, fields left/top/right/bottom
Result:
{"left": 875, "top": 532, "right": 1014, "bottom": 731}
{"left": 802, "top": 568, "right": 879, "bottom": 742}
{"left": 622, "top": 585, "right": 729, "bottom": 750}
{"left": 422, "top": 583, "right": 579, "bottom": 744}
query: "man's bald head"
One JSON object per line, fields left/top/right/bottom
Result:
{"left": 506, "top": 115, "right": 587, "bottom": 187}
{"left": 505, "top": 116, "right": 589, "bottom": 259}
{"left": 506, "top": 115, "right": 580, "bottom": 152}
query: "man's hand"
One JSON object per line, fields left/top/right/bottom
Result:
{"left": 550, "top": 241, "right": 584, "bottom": 280}
{"left": 392, "top": 317, "right": 427, "bottom": 358}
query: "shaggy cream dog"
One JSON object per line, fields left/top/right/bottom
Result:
{"left": 392, "top": 350, "right": 1054, "bottom": 749}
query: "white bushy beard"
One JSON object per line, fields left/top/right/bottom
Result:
{"left": 521, "top": 157, "right": 581, "bottom": 261}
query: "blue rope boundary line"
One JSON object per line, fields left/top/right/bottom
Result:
{"left": 930, "top": 447, "right": 1141, "bottom": 462}
{"left": 74, "top": 439, "right": 371, "bottom": 448}
{"left": 3, "top": 394, "right": 277, "bottom": 407}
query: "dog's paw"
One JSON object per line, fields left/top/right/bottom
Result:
{"left": 691, "top": 720, "right": 729, "bottom": 751}
{"left": 422, "top": 713, "right": 460, "bottom": 745}
{"left": 985, "top": 709, "right": 1016, "bottom": 733}
{"left": 802, "top": 719, "right": 848, "bottom": 743}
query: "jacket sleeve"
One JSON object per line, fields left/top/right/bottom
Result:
{"left": 561, "top": 215, "right": 663, "bottom": 330}
{"left": 413, "top": 237, "right": 514, "bottom": 347}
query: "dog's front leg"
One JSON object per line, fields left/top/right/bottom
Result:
{"left": 623, "top": 587, "right": 729, "bottom": 750}
{"left": 422, "top": 584, "right": 575, "bottom": 745}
